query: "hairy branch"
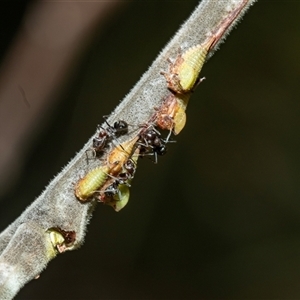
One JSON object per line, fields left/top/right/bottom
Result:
{"left": 0, "top": 0, "right": 257, "bottom": 298}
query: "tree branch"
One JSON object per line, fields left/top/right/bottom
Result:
{"left": 0, "top": 0, "right": 257, "bottom": 298}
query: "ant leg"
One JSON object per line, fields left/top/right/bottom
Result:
{"left": 165, "top": 128, "right": 173, "bottom": 143}
{"left": 153, "top": 126, "right": 162, "bottom": 136}
{"left": 104, "top": 119, "right": 113, "bottom": 129}
{"left": 192, "top": 76, "right": 206, "bottom": 91}
{"left": 85, "top": 148, "right": 96, "bottom": 164}
{"left": 153, "top": 152, "right": 158, "bottom": 164}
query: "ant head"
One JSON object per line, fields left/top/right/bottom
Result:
{"left": 114, "top": 120, "right": 127, "bottom": 130}
{"left": 155, "top": 144, "right": 167, "bottom": 156}
{"left": 118, "top": 172, "right": 130, "bottom": 183}
{"left": 145, "top": 129, "right": 157, "bottom": 141}
{"left": 103, "top": 182, "right": 118, "bottom": 197}
{"left": 124, "top": 159, "right": 136, "bottom": 175}
{"left": 114, "top": 120, "right": 128, "bottom": 136}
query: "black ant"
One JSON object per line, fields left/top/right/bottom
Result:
{"left": 92, "top": 119, "right": 128, "bottom": 156}
{"left": 138, "top": 126, "right": 171, "bottom": 163}
{"left": 103, "top": 157, "right": 137, "bottom": 196}
{"left": 99, "top": 155, "right": 138, "bottom": 211}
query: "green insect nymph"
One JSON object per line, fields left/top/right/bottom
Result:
{"left": 75, "top": 165, "right": 110, "bottom": 201}
{"left": 47, "top": 227, "right": 76, "bottom": 253}
{"left": 162, "top": 39, "right": 214, "bottom": 94}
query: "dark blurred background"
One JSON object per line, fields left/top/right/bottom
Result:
{"left": 1, "top": 0, "right": 300, "bottom": 299}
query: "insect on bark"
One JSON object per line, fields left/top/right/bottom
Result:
{"left": 138, "top": 125, "right": 171, "bottom": 163}
{"left": 161, "top": 38, "right": 214, "bottom": 94}
{"left": 107, "top": 136, "right": 139, "bottom": 175}
{"left": 100, "top": 149, "right": 140, "bottom": 211}
{"left": 155, "top": 93, "right": 191, "bottom": 135}
{"left": 92, "top": 120, "right": 128, "bottom": 156}
{"left": 104, "top": 183, "right": 130, "bottom": 212}
{"left": 47, "top": 227, "right": 76, "bottom": 253}
{"left": 75, "top": 165, "right": 110, "bottom": 201}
